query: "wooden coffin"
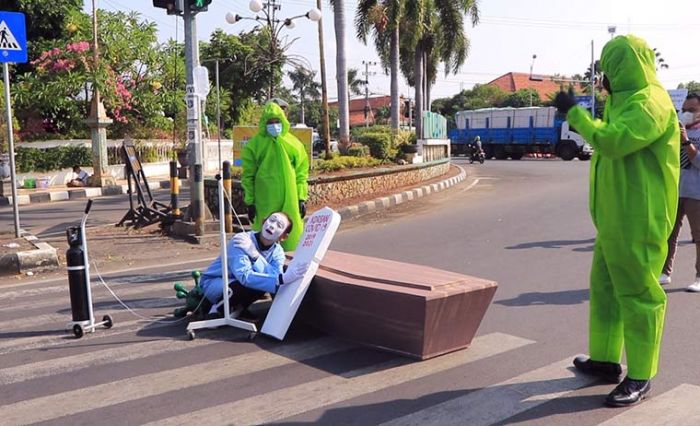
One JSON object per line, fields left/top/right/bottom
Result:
{"left": 299, "top": 250, "right": 498, "bottom": 360}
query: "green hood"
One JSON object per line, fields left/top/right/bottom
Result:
{"left": 258, "top": 102, "right": 290, "bottom": 137}
{"left": 600, "top": 35, "right": 658, "bottom": 93}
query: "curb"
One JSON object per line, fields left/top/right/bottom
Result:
{"left": 0, "top": 181, "right": 163, "bottom": 207}
{"left": 0, "top": 234, "right": 59, "bottom": 276}
{"left": 336, "top": 164, "right": 468, "bottom": 221}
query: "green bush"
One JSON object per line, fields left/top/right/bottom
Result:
{"left": 346, "top": 143, "right": 370, "bottom": 157}
{"left": 15, "top": 145, "right": 92, "bottom": 173}
{"left": 314, "top": 155, "right": 381, "bottom": 173}
{"left": 356, "top": 131, "right": 395, "bottom": 160}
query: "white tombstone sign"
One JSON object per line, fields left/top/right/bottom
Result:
{"left": 261, "top": 207, "right": 341, "bottom": 340}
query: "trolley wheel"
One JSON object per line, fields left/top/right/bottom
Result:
{"left": 73, "top": 324, "right": 84, "bottom": 339}
{"left": 247, "top": 332, "right": 258, "bottom": 341}
{"left": 103, "top": 315, "right": 114, "bottom": 329}
{"left": 187, "top": 330, "right": 196, "bottom": 341}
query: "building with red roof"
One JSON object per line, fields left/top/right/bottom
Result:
{"left": 486, "top": 72, "right": 562, "bottom": 101}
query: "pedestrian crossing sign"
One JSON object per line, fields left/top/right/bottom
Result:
{"left": 0, "top": 11, "right": 27, "bottom": 63}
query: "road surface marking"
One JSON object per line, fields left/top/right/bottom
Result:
{"left": 145, "top": 332, "right": 534, "bottom": 426}
{"left": 0, "top": 337, "right": 220, "bottom": 385}
{"left": 381, "top": 356, "right": 600, "bottom": 426}
{"left": 600, "top": 384, "right": 700, "bottom": 426}
{"left": 0, "top": 338, "right": 346, "bottom": 424}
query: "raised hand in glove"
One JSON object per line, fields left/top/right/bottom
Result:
{"left": 247, "top": 204, "right": 256, "bottom": 223}
{"left": 232, "top": 233, "right": 260, "bottom": 261}
{"left": 280, "top": 262, "right": 309, "bottom": 285}
{"left": 553, "top": 88, "right": 577, "bottom": 115}
{"left": 299, "top": 200, "right": 307, "bottom": 219}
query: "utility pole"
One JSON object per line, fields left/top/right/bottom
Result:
{"left": 362, "top": 61, "right": 376, "bottom": 127}
{"left": 184, "top": 1, "right": 205, "bottom": 236}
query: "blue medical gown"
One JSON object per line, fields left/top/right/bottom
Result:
{"left": 200, "top": 231, "right": 286, "bottom": 303}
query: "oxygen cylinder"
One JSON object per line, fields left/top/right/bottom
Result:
{"left": 66, "top": 226, "right": 90, "bottom": 322}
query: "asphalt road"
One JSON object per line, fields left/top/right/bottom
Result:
{"left": 2, "top": 158, "right": 699, "bottom": 425}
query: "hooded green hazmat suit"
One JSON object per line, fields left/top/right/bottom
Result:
{"left": 241, "top": 103, "right": 309, "bottom": 251}
{"left": 566, "top": 35, "right": 680, "bottom": 380}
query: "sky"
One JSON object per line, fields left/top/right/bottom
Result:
{"left": 85, "top": 0, "right": 700, "bottom": 102}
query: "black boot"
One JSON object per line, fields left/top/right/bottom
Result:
{"left": 605, "top": 377, "right": 651, "bottom": 407}
{"left": 573, "top": 355, "right": 623, "bottom": 383}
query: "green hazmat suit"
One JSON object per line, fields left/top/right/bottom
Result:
{"left": 566, "top": 35, "right": 679, "bottom": 380}
{"left": 241, "top": 103, "right": 309, "bottom": 251}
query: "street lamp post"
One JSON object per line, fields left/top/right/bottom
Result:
{"left": 226, "top": 0, "right": 321, "bottom": 100}
{"left": 529, "top": 54, "right": 537, "bottom": 107}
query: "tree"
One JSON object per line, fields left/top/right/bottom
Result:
{"left": 431, "top": 85, "right": 508, "bottom": 128}
{"left": 400, "top": 0, "right": 479, "bottom": 138}
{"left": 315, "top": 0, "right": 332, "bottom": 158}
{"left": 679, "top": 81, "right": 700, "bottom": 93}
{"left": 288, "top": 67, "right": 321, "bottom": 125}
{"left": 13, "top": 9, "right": 167, "bottom": 139}
{"left": 356, "top": 0, "right": 403, "bottom": 135}
{"left": 200, "top": 29, "right": 284, "bottom": 127}
{"left": 3, "top": 0, "right": 83, "bottom": 75}
{"left": 329, "top": 0, "right": 351, "bottom": 151}
{"left": 347, "top": 68, "right": 366, "bottom": 97}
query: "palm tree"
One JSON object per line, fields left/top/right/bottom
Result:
{"left": 316, "top": 0, "right": 332, "bottom": 158}
{"left": 403, "top": 0, "right": 479, "bottom": 138}
{"left": 289, "top": 67, "right": 321, "bottom": 125}
{"left": 356, "top": 0, "right": 403, "bottom": 134}
{"left": 348, "top": 68, "right": 366, "bottom": 97}
{"left": 330, "top": 0, "right": 351, "bottom": 150}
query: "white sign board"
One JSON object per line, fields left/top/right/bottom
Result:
{"left": 669, "top": 89, "right": 688, "bottom": 112}
{"left": 193, "top": 65, "right": 210, "bottom": 98}
{"left": 261, "top": 207, "right": 341, "bottom": 340}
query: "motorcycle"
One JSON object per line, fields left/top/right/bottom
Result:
{"left": 469, "top": 144, "right": 485, "bottom": 164}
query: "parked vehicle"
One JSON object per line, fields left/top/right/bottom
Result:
{"left": 449, "top": 107, "right": 593, "bottom": 161}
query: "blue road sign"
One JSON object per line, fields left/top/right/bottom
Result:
{"left": 0, "top": 11, "right": 28, "bottom": 63}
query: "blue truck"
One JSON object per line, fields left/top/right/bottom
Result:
{"left": 448, "top": 106, "right": 593, "bottom": 161}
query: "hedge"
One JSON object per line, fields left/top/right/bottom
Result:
{"left": 15, "top": 145, "right": 92, "bottom": 173}
{"left": 314, "top": 155, "right": 381, "bottom": 173}
{"left": 15, "top": 143, "right": 178, "bottom": 173}
{"left": 346, "top": 143, "right": 371, "bottom": 157}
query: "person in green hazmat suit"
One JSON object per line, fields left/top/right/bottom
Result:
{"left": 241, "top": 102, "right": 309, "bottom": 251}
{"left": 554, "top": 35, "right": 679, "bottom": 407}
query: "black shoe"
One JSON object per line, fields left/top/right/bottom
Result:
{"left": 573, "top": 355, "right": 623, "bottom": 384}
{"left": 605, "top": 377, "right": 651, "bottom": 407}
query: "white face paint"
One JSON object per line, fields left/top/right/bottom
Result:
{"left": 261, "top": 213, "right": 290, "bottom": 242}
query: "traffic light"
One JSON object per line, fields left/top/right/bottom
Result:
{"left": 189, "top": 0, "right": 212, "bottom": 11}
{"left": 153, "top": 0, "right": 184, "bottom": 15}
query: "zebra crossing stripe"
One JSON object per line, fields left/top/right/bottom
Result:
{"left": 0, "top": 338, "right": 346, "bottom": 425}
{"left": 380, "top": 357, "right": 600, "bottom": 426}
{"left": 599, "top": 384, "right": 700, "bottom": 426}
{"left": 0, "top": 317, "right": 172, "bottom": 355}
{"left": 0, "top": 338, "right": 220, "bottom": 386}
{"left": 145, "top": 332, "right": 534, "bottom": 426}
{"left": 0, "top": 280, "right": 174, "bottom": 315}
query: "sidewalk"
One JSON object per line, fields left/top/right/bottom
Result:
{"left": 0, "top": 176, "right": 168, "bottom": 206}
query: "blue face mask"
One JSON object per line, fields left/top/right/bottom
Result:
{"left": 266, "top": 123, "right": 283, "bottom": 137}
